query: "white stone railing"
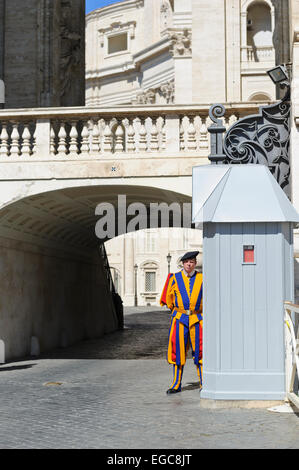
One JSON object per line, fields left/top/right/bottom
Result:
{"left": 284, "top": 301, "right": 299, "bottom": 409}
{"left": 242, "top": 45, "right": 275, "bottom": 63}
{"left": 0, "top": 103, "right": 267, "bottom": 160}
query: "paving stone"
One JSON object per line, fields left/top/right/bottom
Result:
{"left": 0, "top": 308, "right": 298, "bottom": 449}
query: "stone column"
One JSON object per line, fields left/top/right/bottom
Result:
{"left": 124, "top": 235, "right": 135, "bottom": 306}
{"left": 225, "top": 0, "right": 241, "bottom": 102}
{"left": 192, "top": 0, "right": 226, "bottom": 103}
{"left": 271, "top": 0, "right": 291, "bottom": 99}
{"left": 240, "top": 10, "right": 248, "bottom": 64}
{"left": 171, "top": 0, "right": 192, "bottom": 104}
{"left": 58, "top": 0, "right": 86, "bottom": 107}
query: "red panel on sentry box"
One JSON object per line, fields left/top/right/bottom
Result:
{"left": 243, "top": 245, "right": 254, "bottom": 263}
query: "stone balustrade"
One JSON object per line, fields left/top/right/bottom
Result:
{"left": 246, "top": 45, "right": 275, "bottom": 62}
{"left": 0, "top": 103, "right": 266, "bottom": 160}
{"left": 241, "top": 45, "right": 275, "bottom": 64}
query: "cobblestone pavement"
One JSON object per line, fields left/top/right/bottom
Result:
{"left": 0, "top": 307, "right": 298, "bottom": 449}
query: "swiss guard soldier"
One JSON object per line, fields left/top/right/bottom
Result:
{"left": 160, "top": 251, "right": 203, "bottom": 394}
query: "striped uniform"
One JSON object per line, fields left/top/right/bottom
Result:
{"left": 160, "top": 270, "right": 203, "bottom": 392}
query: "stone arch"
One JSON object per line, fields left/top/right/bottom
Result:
{"left": 248, "top": 91, "right": 272, "bottom": 101}
{"left": 0, "top": 182, "right": 192, "bottom": 360}
{"left": 241, "top": 0, "right": 275, "bottom": 62}
{"left": 246, "top": 0, "right": 273, "bottom": 49}
{"left": 241, "top": 0, "right": 274, "bottom": 15}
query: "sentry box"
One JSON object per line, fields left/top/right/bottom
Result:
{"left": 192, "top": 164, "right": 299, "bottom": 402}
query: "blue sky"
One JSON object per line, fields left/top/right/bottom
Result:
{"left": 86, "top": 0, "right": 126, "bottom": 14}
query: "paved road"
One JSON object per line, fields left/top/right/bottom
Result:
{"left": 0, "top": 307, "right": 298, "bottom": 450}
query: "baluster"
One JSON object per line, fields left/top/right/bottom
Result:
{"left": 21, "top": 123, "right": 31, "bottom": 157}
{"left": 187, "top": 116, "right": 197, "bottom": 151}
{"left": 103, "top": 120, "right": 113, "bottom": 153}
{"left": 57, "top": 122, "right": 67, "bottom": 155}
{"left": 69, "top": 121, "right": 79, "bottom": 155}
{"left": 91, "top": 118, "right": 100, "bottom": 154}
{"left": 138, "top": 117, "right": 147, "bottom": 152}
{"left": 0, "top": 123, "right": 9, "bottom": 157}
{"left": 50, "top": 125, "right": 56, "bottom": 155}
{"left": 127, "top": 118, "right": 136, "bottom": 152}
{"left": 206, "top": 115, "right": 213, "bottom": 153}
{"left": 81, "top": 121, "right": 90, "bottom": 155}
{"left": 199, "top": 116, "right": 208, "bottom": 149}
{"left": 150, "top": 117, "right": 159, "bottom": 151}
{"left": 10, "top": 122, "right": 20, "bottom": 157}
{"left": 32, "top": 125, "right": 37, "bottom": 155}
{"left": 114, "top": 121, "right": 124, "bottom": 152}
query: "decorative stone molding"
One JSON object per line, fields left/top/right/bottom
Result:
{"left": 136, "top": 88, "right": 156, "bottom": 105}
{"left": 160, "top": 0, "right": 173, "bottom": 31}
{"left": 168, "top": 29, "right": 192, "bottom": 57}
{"left": 140, "top": 261, "right": 158, "bottom": 270}
{"left": 159, "top": 79, "right": 175, "bottom": 104}
{"left": 99, "top": 21, "right": 136, "bottom": 47}
{"left": 134, "top": 79, "right": 174, "bottom": 105}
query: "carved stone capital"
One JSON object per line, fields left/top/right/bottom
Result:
{"left": 168, "top": 28, "right": 192, "bottom": 57}
{"left": 135, "top": 88, "right": 156, "bottom": 105}
{"left": 134, "top": 79, "right": 174, "bottom": 105}
{"left": 159, "top": 79, "right": 174, "bottom": 104}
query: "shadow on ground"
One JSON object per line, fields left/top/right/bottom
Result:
{"left": 37, "top": 309, "right": 171, "bottom": 360}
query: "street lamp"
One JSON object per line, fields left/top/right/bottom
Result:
{"left": 134, "top": 263, "right": 138, "bottom": 306}
{"left": 267, "top": 64, "right": 289, "bottom": 86}
{"left": 167, "top": 253, "right": 172, "bottom": 274}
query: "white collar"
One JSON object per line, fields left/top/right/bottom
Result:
{"left": 183, "top": 269, "right": 196, "bottom": 278}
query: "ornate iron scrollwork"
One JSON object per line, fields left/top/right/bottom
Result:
{"left": 208, "top": 78, "right": 291, "bottom": 198}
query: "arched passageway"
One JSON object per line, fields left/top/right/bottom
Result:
{"left": 105, "top": 226, "right": 202, "bottom": 307}
{"left": 0, "top": 183, "right": 192, "bottom": 361}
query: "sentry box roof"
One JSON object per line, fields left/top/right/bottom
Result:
{"left": 192, "top": 164, "right": 299, "bottom": 225}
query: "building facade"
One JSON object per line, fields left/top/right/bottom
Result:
{"left": 106, "top": 228, "right": 203, "bottom": 306}
{"left": 85, "top": 0, "right": 291, "bottom": 306}
{"left": 86, "top": 0, "right": 290, "bottom": 108}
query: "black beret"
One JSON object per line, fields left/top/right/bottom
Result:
{"left": 180, "top": 251, "right": 199, "bottom": 262}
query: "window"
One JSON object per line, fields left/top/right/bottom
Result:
{"left": 145, "top": 271, "right": 156, "bottom": 292}
{"left": 247, "top": 3, "right": 272, "bottom": 49}
{"left": 108, "top": 33, "right": 128, "bottom": 55}
{"left": 145, "top": 231, "right": 157, "bottom": 253}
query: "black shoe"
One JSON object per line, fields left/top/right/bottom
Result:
{"left": 166, "top": 388, "right": 181, "bottom": 394}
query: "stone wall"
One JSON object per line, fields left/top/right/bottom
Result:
{"left": 1, "top": 0, "right": 85, "bottom": 108}
{"left": 0, "top": 237, "right": 118, "bottom": 361}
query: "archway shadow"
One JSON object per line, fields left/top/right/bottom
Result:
{"left": 0, "top": 363, "right": 36, "bottom": 372}
{"left": 34, "top": 309, "right": 170, "bottom": 361}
